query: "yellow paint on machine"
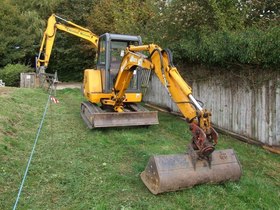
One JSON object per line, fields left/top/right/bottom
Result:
{"left": 84, "top": 69, "right": 102, "bottom": 94}
{"left": 84, "top": 69, "right": 142, "bottom": 103}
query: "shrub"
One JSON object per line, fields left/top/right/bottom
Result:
{"left": 0, "top": 64, "right": 33, "bottom": 87}
{"left": 170, "top": 26, "right": 280, "bottom": 68}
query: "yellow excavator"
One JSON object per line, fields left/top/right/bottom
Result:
{"left": 37, "top": 14, "right": 242, "bottom": 194}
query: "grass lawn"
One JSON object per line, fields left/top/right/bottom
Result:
{"left": 1, "top": 87, "right": 280, "bottom": 209}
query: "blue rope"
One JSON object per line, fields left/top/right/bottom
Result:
{"left": 13, "top": 94, "right": 51, "bottom": 210}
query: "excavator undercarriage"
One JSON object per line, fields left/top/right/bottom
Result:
{"left": 81, "top": 101, "right": 158, "bottom": 128}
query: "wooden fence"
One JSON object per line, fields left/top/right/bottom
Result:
{"left": 143, "top": 73, "right": 280, "bottom": 146}
{"left": 20, "top": 73, "right": 37, "bottom": 88}
{"left": 20, "top": 72, "right": 57, "bottom": 90}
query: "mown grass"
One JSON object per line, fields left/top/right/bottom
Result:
{"left": 1, "top": 87, "right": 280, "bottom": 209}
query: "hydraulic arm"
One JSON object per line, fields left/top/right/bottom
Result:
{"left": 109, "top": 44, "right": 241, "bottom": 194}
{"left": 36, "top": 14, "right": 98, "bottom": 73}
{"left": 107, "top": 44, "right": 218, "bottom": 158}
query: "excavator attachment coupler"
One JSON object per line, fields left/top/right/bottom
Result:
{"left": 81, "top": 102, "right": 159, "bottom": 128}
{"left": 141, "top": 149, "right": 241, "bottom": 194}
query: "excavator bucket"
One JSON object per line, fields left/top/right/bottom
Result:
{"left": 141, "top": 149, "right": 242, "bottom": 194}
{"left": 81, "top": 101, "right": 159, "bottom": 128}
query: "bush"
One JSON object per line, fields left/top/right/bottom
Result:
{"left": 0, "top": 64, "right": 33, "bottom": 87}
{"left": 170, "top": 26, "right": 280, "bottom": 67}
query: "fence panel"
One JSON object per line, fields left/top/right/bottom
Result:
{"left": 20, "top": 73, "right": 37, "bottom": 88}
{"left": 143, "top": 74, "right": 280, "bottom": 146}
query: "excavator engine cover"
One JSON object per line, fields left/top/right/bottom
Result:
{"left": 141, "top": 149, "right": 241, "bottom": 194}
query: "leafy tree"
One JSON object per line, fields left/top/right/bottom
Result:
{"left": 87, "top": 0, "right": 118, "bottom": 34}
{"left": 87, "top": 0, "right": 160, "bottom": 42}
{"left": 0, "top": 0, "right": 44, "bottom": 67}
{"left": 157, "top": 0, "right": 279, "bottom": 67}
{"left": 11, "top": 0, "right": 60, "bottom": 19}
{"left": 241, "top": 0, "right": 280, "bottom": 27}
{"left": 0, "top": 0, "right": 279, "bottom": 81}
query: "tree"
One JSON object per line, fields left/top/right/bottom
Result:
{"left": 87, "top": 0, "right": 160, "bottom": 42}
{"left": 0, "top": 0, "right": 44, "bottom": 67}
{"left": 241, "top": 0, "right": 280, "bottom": 27}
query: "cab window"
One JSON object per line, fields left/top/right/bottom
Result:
{"left": 98, "top": 37, "right": 106, "bottom": 65}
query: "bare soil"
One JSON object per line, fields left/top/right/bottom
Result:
{"left": 56, "top": 82, "right": 82, "bottom": 90}
{"left": 0, "top": 87, "right": 14, "bottom": 96}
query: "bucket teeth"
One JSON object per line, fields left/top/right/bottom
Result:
{"left": 141, "top": 149, "right": 242, "bottom": 194}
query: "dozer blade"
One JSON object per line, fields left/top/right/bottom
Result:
{"left": 81, "top": 101, "right": 159, "bottom": 128}
{"left": 141, "top": 149, "right": 242, "bottom": 195}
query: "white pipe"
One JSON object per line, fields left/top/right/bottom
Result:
{"left": 189, "top": 94, "right": 203, "bottom": 111}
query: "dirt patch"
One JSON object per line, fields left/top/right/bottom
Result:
{"left": 56, "top": 82, "right": 82, "bottom": 90}
{"left": 0, "top": 87, "right": 14, "bottom": 96}
{"left": 0, "top": 128, "right": 15, "bottom": 137}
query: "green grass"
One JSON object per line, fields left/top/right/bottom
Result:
{"left": 1, "top": 87, "right": 280, "bottom": 209}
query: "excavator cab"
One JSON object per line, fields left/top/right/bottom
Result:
{"left": 96, "top": 33, "right": 142, "bottom": 93}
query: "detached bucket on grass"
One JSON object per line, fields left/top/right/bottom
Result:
{"left": 141, "top": 149, "right": 242, "bottom": 194}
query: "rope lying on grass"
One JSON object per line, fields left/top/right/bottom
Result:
{"left": 13, "top": 94, "right": 51, "bottom": 210}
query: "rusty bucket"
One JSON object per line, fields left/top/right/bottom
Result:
{"left": 140, "top": 149, "right": 242, "bottom": 194}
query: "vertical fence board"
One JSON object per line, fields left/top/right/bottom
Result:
{"left": 276, "top": 78, "right": 280, "bottom": 145}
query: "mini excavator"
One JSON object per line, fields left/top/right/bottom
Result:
{"left": 37, "top": 14, "right": 242, "bottom": 194}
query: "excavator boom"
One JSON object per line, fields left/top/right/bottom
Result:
{"left": 36, "top": 14, "right": 98, "bottom": 73}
